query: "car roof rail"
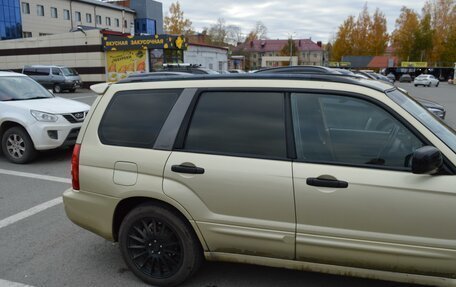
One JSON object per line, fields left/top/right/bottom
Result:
{"left": 116, "top": 73, "right": 391, "bottom": 92}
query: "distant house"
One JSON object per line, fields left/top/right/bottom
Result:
{"left": 233, "top": 39, "right": 327, "bottom": 70}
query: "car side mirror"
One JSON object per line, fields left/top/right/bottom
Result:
{"left": 411, "top": 146, "right": 443, "bottom": 175}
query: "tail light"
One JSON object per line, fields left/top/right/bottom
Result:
{"left": 72, "top": 144, "right": 81, "bottom": 190}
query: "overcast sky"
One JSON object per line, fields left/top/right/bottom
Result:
{"left": 159, "top": 0, "right": 427, "bottom": 42}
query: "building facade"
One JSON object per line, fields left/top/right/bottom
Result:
{"left": 18, "top": 0, "right": 135, "bottom": 38}
{"left": 184, "top": 43, "right": 228, "bottom": 72}
{"left": 234, "top": 39, "right": 327, "bottom": 70}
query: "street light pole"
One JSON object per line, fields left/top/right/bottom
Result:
{"left": 289, "top": 35, "right": 293, "bottom": 66}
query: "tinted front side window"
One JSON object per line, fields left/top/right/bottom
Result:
{"left": 184, "top": 92, "right": 287, "bottom": 158}
{"left": 99, "top": 89, "right": 181, "bottom": 148}
{"left": 291, "top": 93, "right": 424, "bottom": 169}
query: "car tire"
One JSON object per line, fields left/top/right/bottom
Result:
{"left": 53, "top": 84, "right": 62, "bottom": 93}
{"left": 436, "top": 82, "right": 439, "bottom": 87}
{"left": 69, "top": 88, "right": 76, "bottom": 93}
{"left": 119, "top": 204, "right": 203, "bottom": 287}
{"left": 427, "top": 82, "right": 431, "bottom": 87}
{"left": 1, "top": 126, "right": 37, "bottom": 164}
{"left": 414, "top": 84, "right": 417, "bottom": 87}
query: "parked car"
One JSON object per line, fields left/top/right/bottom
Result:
{"left": 399, "top": 74, "right": 412, "bottom": 83}
{"left": 127, "top": 71, "right": 192, "bottom": 79}
{"left": 0, "top": 72, "right": 90, "bottom": 163}
{"left": 64, "top": 74, "right": 456, "bottom": 287}
{"left": 22, "top": 65, "right": 82, "bottom": 93}
{"left": 414, "top": 74, "right": 440, "bottom": 87}
{"left": 255, "top": 65, "right": 342, "bottom": 74}
{"left": 161, "top": 64, "right": 219, "bottom": 75}
{"left": 373, "top": 73, "right": 394, "bottom": 84}
{"left": 387, "top": 72, "right": 396, "bottom": 82}
{"left": 228, "top": 69, "right": 246, "bottom": 74}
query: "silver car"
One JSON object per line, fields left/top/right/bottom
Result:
{"left": 22, "top": 65, "right": 82, "bottom": 93}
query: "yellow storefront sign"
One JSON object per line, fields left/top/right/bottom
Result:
{"left": 401, "top": 62, "right": 428, "bottom": 68}
{"left": 106, "top": 50, "right": 147, "bottom": 82}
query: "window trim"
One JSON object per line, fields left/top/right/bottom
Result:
{"left": 36, "top": 4, "right": 44, "bottom": 16}
{"left": 21, "top": 2, "right": 30, "bottom": 14}
{"left": 63, "top": 9, "right": 70, "bottom": 20}
{"left": 50, "top": 7, "right": 58, "bottom": 18}
{"left": 173, "top": 88, "right": 290, "bottom": 161}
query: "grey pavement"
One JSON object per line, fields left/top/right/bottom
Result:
{"left": 2, "top": 83, "right": 454, "bottom": 287}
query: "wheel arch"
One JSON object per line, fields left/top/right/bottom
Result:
{"left": 0, "top": 120, "right": 27, "bottom": 138}
{"left": 112, "top": 196, "right": 208, "bottom": 251}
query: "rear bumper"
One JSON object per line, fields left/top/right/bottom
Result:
{"left": 63, "top": 188, "right": 120, "bottom": 240}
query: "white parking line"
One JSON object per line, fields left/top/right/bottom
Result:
{"left": 0, "top": 169, "right": 71, "bottom": 184}
{"left": 0, "top": 279, "right": 35, "bottom": 287}
{"left": 0, "top": 197, "right": 62, "bottom": 229}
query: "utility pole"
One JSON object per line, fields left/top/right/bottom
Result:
{"left": 289, "top": 36, "right": 293, "bottom": 66}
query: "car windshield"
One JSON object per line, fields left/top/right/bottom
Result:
{"left": 61, "top": 68, "right": 78, "bottom": 76}
{"left": 417, "top": 75, "right": 427, "bottom": 78}
{"left": 387, "top": 89, "right": 456, "bottom": 153}
{"left": 0, "top": 76, "right": 53, "bottom": 101}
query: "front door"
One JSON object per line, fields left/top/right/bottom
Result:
{"left": 163, "top": 90, "right": 295, "bottom": 259}
{"left": 290, "top": 92, "right": 456, "bottom": 276}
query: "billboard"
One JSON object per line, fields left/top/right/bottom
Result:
{"left": 401, "top": 62, "right": 428, "bottom": 68}
{"left": 106, "top": 49, "right": 148, "bottom": 82}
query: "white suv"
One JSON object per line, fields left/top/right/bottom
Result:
{"left": 0, "top": 72, "right": 90, "bottom": 163}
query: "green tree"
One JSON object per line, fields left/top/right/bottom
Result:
{"left": 245, "top": 21, "right": 268, "bottom": 42}
{"left": 332, "top": 16, "right": 355, "bottom": 61}
{"left": 413, "top": 12, "right": 434, "bottom": 62}
{"left": 391, "top": 7, "right": 420, "bottom": 61}
{"left": 279, "top": 38, "right": 299, "bottom": 65}
{"left": 163, "top": 1, "right": 193, "bottom": 35}
{"left": 367, "top": 8, "right": 389, "bottom": 55}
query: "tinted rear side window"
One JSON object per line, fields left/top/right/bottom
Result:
{"left": 99, "top": 89, "right": 181, "bottom": 148}
{"left": 36, "top": 68, "right": 50, "bottom": 75}
{"left": 184, "top": 91, "right": 287, "bottom": 158}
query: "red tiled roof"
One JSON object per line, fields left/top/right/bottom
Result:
{"left": 367, "top": 56, "right": 398, "bottom": 68}
{"left": 234, "top": 39, "right": 323, "bottom": 52}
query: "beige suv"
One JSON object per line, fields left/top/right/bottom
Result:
{"left": 63, "top": 74, "right": 456, "bottom": 287}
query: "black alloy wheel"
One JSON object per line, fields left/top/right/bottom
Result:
{"left": 126, "top": 218, "right": 183, "bottom": 279}
{"left": 119, "top": 204, "right": 203, "bottom": 286}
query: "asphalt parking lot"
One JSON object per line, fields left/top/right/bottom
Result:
{"left": 1, "top": 83, "right": 455, "bottom": 287}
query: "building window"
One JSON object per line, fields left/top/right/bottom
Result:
{"left": 313, "top": 53, "right": 317, "bottom": 58}
{"left": 39, "top": 33, "right": 52, "bottom": 36}
{"left": 63, "top": 9, "right": 70, "bottom": 20}
{"left": 23, "top": 31, "right": 32, "bottom": 38}
{"left": 75, "top": 11, "right": 81, "bottom": 22}
{"left": 86, "top": 13, "right": 92, "bottom": 23}
{"left": 50, "top": 7, "right": 57, "bottom": 18}
{"left": 36, "top": 5, "right": 44, "bottom": 16}
{"left": 106, "top": 17, "right": 111, "bottom": 26}
{"left": 115, "top": 18, "right": 119, "bottom": 27}
{"left": 96, "top": 15, "right": 102, "bottom": 25}
{"left": 21, "top": 2, "right": 30, "bottom": 14}
{"left": 124, "top": 20, "right": 127, "bottom": 28}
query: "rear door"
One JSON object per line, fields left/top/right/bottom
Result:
{"left": 163, "top": 90, "right": 295, "bottom": 259}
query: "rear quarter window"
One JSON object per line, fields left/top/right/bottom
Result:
{"left": 98, "top": 89, "right": 181, "bottom": 148}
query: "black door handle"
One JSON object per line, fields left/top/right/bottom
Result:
{"left": 306, "top": 177, "right": 348, "bottom": 188}
{"left": 171, "top": 165, "right": 205, "bottom": 174}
